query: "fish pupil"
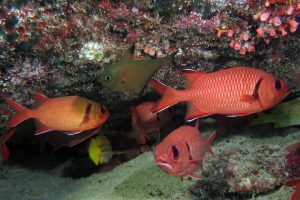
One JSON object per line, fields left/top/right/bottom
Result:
{"left": 274, "top": 79, "right": 281, "bottom": 90}
{"left": 105, "top": 75, "right": 112, "bottom": 82}
{"left": 171, "top": 145, "right": 179, "bottom": 160}
{"left": 100, "top": 106, "right": 106, "bottom": 114}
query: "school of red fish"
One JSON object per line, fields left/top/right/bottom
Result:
{"left": 2, "top": 56, "right": 300, "bottom": 199}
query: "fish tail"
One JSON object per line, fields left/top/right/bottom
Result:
{"left": 5, "top": 97, "right": 30, "bottom": 127}
{"left": 250, "top": 112, "right": 271, "bottom": 126}
{"left": 88, "top": 138, "right": 101, "bottom": 165}
{"left": 150, "top": 78, "right": 180, "bottom": 113}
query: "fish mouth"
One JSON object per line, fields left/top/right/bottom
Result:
{"left": 155, "top": 159, "right": 173, "bottom": 172}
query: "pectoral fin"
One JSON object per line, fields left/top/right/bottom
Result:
{"left": 189, "top": 158, "right": 205, "bottom": 164}
{"left": 188, "top": 173, "right": 201, "bottom": 179}
{"left": 240, "top": 95, "right": 257, "bottom": 103}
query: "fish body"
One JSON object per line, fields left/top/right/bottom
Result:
{"left": 99, "top": 45, "right": 176, "bottom": 94}
{"left": 250, "top": 97, "right": 300, "bottom": 128}
{"left": 88, "top": 135, "right": 112, "bottom": 165}
{"left": 150, "top": 67, "right": 291, "bottom": 121}
{"left": 38, "top": 126, "right": 101, "bottom": 152}
{"left": 154, "top": 120, "right": 216, "bottom": 179}
{"left": 130, "top": 101, "right": 175, "bottom": 144}
{"left": 5, "top": 93, "right": 110, "bottom": 135}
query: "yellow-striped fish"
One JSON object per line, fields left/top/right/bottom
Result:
{"left": 88, "top": 135, "right": 113, "bottom": 165}
{"left": 88, "top": 135, "right": 128, "bottom": 165}
{"left": 250, "top": 97, "right": 300, "bottom": 128}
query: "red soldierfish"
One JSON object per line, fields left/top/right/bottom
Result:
{"left": 150, "top": 67, "right": 291, "bottom": 121}
{"left": 284, "top": 178, "right": 300, "bottom": 200}
{"left": 154, "top": 120, "right": 216, "bottom": 180}
{"left": 130, "top": 101, "right": 175, "bottom": 144}
{"left": 5, "top": 93, "right": 110, "bottom": 135}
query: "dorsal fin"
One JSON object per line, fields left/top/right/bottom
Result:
{"left": 34, "top": 93, "right": 49, "bottom": 108}
{"left": 181, "top": 69, "right": 205, "bottom": 88}
{"left": 121, "top": 45, "right": 135, "bottom": 60}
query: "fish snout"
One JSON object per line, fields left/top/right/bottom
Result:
{"left": 155, "top": 158, "right": 173, "bottom": 174}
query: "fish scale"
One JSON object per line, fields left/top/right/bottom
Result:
{"left": 150, "top": 67, "right": 290, "bottom": 120}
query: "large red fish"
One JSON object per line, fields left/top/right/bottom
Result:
{"left": 154, "top": 120, "right": 216, "bottom": 180}
{"left": 130, "top": 101, "right": 175, "bottom": 144}
{"left": 150, "top": 67, "right": 291, "bottom": 121}
{"left": 5, "top": 93, "right": 110, "bottom": 135}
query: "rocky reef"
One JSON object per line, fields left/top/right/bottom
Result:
{"left": 0, "top": 0, "right": 300, "bottom": 199}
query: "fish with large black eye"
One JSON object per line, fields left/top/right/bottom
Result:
{"left": 154, "top": 120, "right": 216, "bottom": 180}
{"left": 150, "top": 67, "right": 291, "bottom": 121}
{"left": 99, "top": 45, "right": 176, "bottom": 94}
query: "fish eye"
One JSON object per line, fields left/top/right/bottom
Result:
{"left": 104, "top": 75, "right": 112, "bottom": 82}
{"left": 100, "top": 106, "right": 106, "bottom": 114}
{"left": 171, "top": 145, "right": 179, "bottom": 160}
{"left": 274, "top": 79, "right": 281, "bottom": 90}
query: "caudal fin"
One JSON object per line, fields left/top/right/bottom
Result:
{"left": 150, "top": 78, "right": 180, "bottom": 113}
{"left": 5, "top": 97, "right": 29, "bottom": 127}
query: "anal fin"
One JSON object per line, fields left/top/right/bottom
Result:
{"left": 185, "top": 102, "right": 210, "bottom": 121}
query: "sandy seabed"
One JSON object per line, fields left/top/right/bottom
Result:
{"left": 0, "top": 121, "right": 297, "bottom": 200}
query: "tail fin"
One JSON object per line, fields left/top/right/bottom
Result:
{"left": 88, "top": 138, "right": 101, "bottom": 165}
{"left": 5, "top": 97, "right": 30, "bottom": 127}
{"left": 150, "top": 78, "right": 180, "bottom": 113}
{"left": 250, "top": 112, "right": 271, "bottom": 126}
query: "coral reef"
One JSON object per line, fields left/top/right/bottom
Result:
{"left": 0, "top": 0, "right": 300, "bottom": 199}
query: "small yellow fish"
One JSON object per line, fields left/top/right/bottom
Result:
{"left": 88, "top": 135, "right": 113, "bottom": 165}
{"left": 250, "top": 97, "right": 300, "bottom": 128}
{"left": 99, "top": 45, "right": 176, "bottom": 94}
{"left": 88, "top": 135, "right": 128, "bottom": 165}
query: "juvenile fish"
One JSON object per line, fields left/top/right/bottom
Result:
{"left": 99, "top": 45, "right": 176, "bottom": 94}
{"left": 88, "top": 135, "right": 128, "bottom": 165}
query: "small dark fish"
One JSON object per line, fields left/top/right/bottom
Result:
{"left": 38, "top": 126, "right": 101, "bottom": 152}
{"left": 99, "top": 45, "right": 176, "bottom": 94}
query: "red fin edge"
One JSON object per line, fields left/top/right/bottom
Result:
{"left": 5, "top": 97, "right": 29, "bottom": 127}
{"left": 0, "top": 127, "right": 16, "bottom": 160}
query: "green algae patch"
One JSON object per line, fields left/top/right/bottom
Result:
{"left": 112, "top": 156, "right": 188, "bottom": 199}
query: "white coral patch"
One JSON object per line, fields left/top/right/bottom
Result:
{"left": 79, "top": 41, "right": 104, "bottom": 61}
